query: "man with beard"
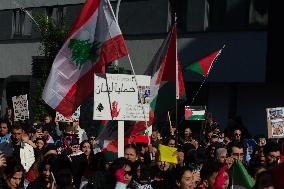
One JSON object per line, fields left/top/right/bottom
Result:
{"left": 263, "top": 142, "right": 281, "bottom": 169}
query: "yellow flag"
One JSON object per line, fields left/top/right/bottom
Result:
{"left": 158, "top": 144, "right": 178, "bottom": 164}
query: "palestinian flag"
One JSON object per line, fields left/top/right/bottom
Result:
{"left": 96, "top": 120, "right": 118, "bottom": 153}
{"left": 232, "top": 160, "right": 255, "bottom": 189}
{"left": 184, "top": 48, "right": 223, "bottom": 77}
{"left": 42, "top": 0, "right": 128, "bottom": 117}
{"left": 145, "top": 24, "right": 186, "bottom": 123}
{"left": 124, "top": 24, "right": 184, "bottom": 143}
{"left": 185, "top": 106, "right": 205, "bottom": 120}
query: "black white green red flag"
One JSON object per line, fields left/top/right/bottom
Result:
{"left": 184, "top": 48, "right": 223, "bottom": 77}
{"left": 125, "top": 24, "right": 186, "bottom": 142}
{"left": 42, "top": 0, "right": 128, "bottom": 117}
{"left": 145, "top": 24, "right": 186, "bottom": 123}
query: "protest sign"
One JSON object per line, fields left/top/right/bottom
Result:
{"left": 185, "top": 106, "right": 205, "bottom": 120}
{"left": 93, "top": 74, "right": 150, "bottom": 121}
{"left": 55, "top": 106, "right": 80, "bottom": 122}
{"left": 266, "top": 107, "right": 284, "bottom": 138}
{"left": 12, "top": 94, "right": 29, "bottom": 121}
{"left": 158, "top": 144, "right": 178, "bottom": 164}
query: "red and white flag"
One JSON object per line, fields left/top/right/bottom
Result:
{"left": 42, "top": 0, "right": 128, "bottom": 117}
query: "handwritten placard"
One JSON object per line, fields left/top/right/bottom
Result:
{"left": 12, "top": 94, "right": 29, "bottom": 121}
{"left": 55, "top": 106, "right": 80, "bottom": 122}
{"left": 93, "top": 74, "right": 150, "bottom": 121}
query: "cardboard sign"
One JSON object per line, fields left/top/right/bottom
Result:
{"left": 55, "top": 106, "right": 80, "bottom": 122}
{"left": 266, "top": 107, "right": 284, "bottom": 138}
{"left": 12, "top": 94, "right": 29, "bottom": 121}
{"left": 93, "top": 74, "right": 150, "bottom": 121}
{"left": 185, "top": 106, "right": 205, "bottom": 120}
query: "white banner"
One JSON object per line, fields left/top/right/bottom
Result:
{"left": 55, "top": 106, "right": 80, "bottom": 122}
{"left": 93, "top": 74, "right": 150, "bottom": 121}
{"left": 12, "top": 94, "right": 29, "bottom": 121}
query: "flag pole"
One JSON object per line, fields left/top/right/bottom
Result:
{"left": 190, "top": 44, "right": 226, "bottom": 105}
{"left": 114, "top": 0, "right": 125, "bottom": 157}
{"left": 126, "top": 54, "right": 151, "bottom": 145}
{"left": 168, "top": 111, "right": 173, "bottom": 130}
{"left": 113, "top": 0, "right": 150, "bottom": 150}
{"left": 174, "top": 14, "right": 178, "bottom": 132}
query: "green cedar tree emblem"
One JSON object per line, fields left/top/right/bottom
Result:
{"left": 69, "top": 39, "right": 100, "bottom": 69}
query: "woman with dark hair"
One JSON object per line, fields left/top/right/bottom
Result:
{"left": 106, "top": 157, "right": 134, "bottom": 189}
{"left": 175, "top": 166, "right": 196, "bottom": 189}
{"left": 80, "top": 151, "right": 109, "bottom": 189}
{"left": 4, "top": 107, "right": 14, "bottom": 128}
{"left": 150, "top": 151, "right": 176, "bottom": 189}
{"left": 131, "top": 161, "right": 152, "bottom": 189}
{"left": 80, "top": 140, "right": 95, "bottom": 180}
{"left": 27, "top": 154, "right": 57, "bottom": 189}
{"left": 70, "top": 140, "right": 93, "bottom": 188}
{"left": 0, "top": 157, "right": 25, "bottom": 189}
{"left": 80, "top": 140, "right": 94, "bottom": 164}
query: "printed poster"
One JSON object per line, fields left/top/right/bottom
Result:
{"left": 55, "top": 106, "right": 80, "bottom": 122}
{"left": 93, "top": 74, "right": 150, "bottom": 121}
{"left": 266, "top": 107, "right": 284, "bottom": 138}
{"left": 12, "top": 94, "right": 29, "bottom": 121}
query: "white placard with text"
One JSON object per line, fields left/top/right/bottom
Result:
{"left": 93, "top": 74, "right": 150, "bottom": 121}
{"left": 12, "top": 94, "right": 29, "bottom": 121}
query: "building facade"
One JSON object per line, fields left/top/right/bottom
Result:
{"left": 0, "top": 0, "right": 274, "bottom": 136}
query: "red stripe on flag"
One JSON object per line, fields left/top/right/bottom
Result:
{"left": 199, "top": 49, "right": 220, "bottom": 77}
{"left": 68, "top": 0, "right": 100, "bottom": 38}
{"left": 156, "top": 25, "right": 177, "bottom": 84}
{"left": 178, "top": 59, "right": 185, "bottom": 99}
{"left": 55, "top": 35, "right": 128, "bottom": 116}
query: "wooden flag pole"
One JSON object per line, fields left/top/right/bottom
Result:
{"left": 115, "top": 4, "right": 125, "bottom": 158}
{"left": 118, "top": 121, "right": 124, "bottom": 157}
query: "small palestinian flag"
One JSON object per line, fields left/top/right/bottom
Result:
{"left": 185, "top": 106, "right": 205, "bottom": 120}
{"left": 184, "top": 48, "right": 223, "bottom": 77}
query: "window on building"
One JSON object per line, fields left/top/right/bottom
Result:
{"left": 12, "top": 9, "right": 32, "bottom": 37}
{"left": 176, "top": 0, "right": 268, "bottom": 33}
{"left": 249, "top": 0, "right": 268, "bottom": 29}
{"left": 46, "top": 6, "right": 66, "bottom": 26}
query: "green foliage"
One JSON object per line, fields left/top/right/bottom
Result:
{"left": 35, "top": 13, "right": 68, "bottom": 61}
{"left": 33, "top": 78, "right": 49, "bottom": 121}
{"left": 32, "top": 13, "right": 68, "bottom": 121}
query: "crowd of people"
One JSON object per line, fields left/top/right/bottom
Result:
{"left": 0, "top": 108, "right": 284, "bottom": 189}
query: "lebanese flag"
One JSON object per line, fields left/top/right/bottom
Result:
{"left": 42, "top": 0, "right": 128, "bottom": 117}
{"left": 184, "top": 48, "right": 223, "bottom": 77}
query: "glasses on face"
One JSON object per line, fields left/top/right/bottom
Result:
{"left": 232, "top": 153, "right": 244, "bottom": 158}
{"left": 124, "top": 170, "right": 132, "bottom": 176}
{"left": 234, "top": 133, "right": 241, "bottom": 136}
{"left": 269, "top": 154, "right": 280, "bottom": 160}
